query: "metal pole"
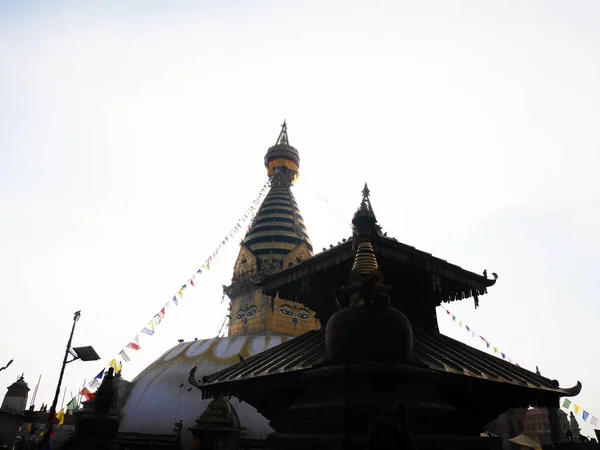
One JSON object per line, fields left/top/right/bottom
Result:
{"left": 38, "top": 310, "right": 81, "bottom": 450}
{"left": 60, "top": 386, "right": 67, "bottom": 411}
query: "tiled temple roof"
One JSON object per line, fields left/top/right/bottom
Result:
{"left": 200, "top": 330, "right": 580, "bottom": 397}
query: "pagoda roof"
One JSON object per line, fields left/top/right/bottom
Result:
{"left": 199, "top": 329, "right": 580, "bottom": 404}
{"left": 241, "top": 234, "right": 496, "bottom": 309}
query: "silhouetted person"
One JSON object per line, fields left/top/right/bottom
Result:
{"left": 566, "top": 428, "right": 573, "bottom": 442}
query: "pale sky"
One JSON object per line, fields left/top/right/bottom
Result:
{"left": 1, "top": 0, "right": 599, "bottom": 437}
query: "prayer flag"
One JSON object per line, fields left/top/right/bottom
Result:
{"left": 189, "top": 279, "right": 195, "bottom": 287}
{"left": 493, "top": 347, "right": 498, "bottom": 354}
{"left": 591, "top": 417, "right": 598, "bottom": 426}
{"left": 181, "top": 284, "right": 187, "bottom": 290}
{"left": 466, "top": 325, "right": 471, "bottom": 331}
{"left": 486, "top": 342, "right": 491, "bottom": 348}
{"left": 583, "top": 411, "right": 589, "bottom": 421}
{"left": 66, "top": 397, "right": 80, "bottom": 414}
{"left": 177, "top": 289, "right": 183, "bottom": 297}
{"left": 501, "top": 352, "right": 506, "bottom": 359}
{"left": 153, "top": 314, "right": 161, "bottom": 326}
{"left": 80, "top": 387, "right": 95, "bottom": 402}
{"left": 90, "top": 369, "right": 104, "bottom": 390}
{"left": 574, "top": 404, "right": 580, "bottom": 415}
{"left": 142, "top": 321, "right": 154, "bottom": 335}
{"left": 56, "top": 409, "right": 65, "bottom": 427}
{"left": 127, "top": 335, "right": 141, "bottom": 351}
{"left": 109, "top": 359, "right": 121, "bottom": 373}
{"left": 446, "top": 310, "right": 451, "bottom": 315}
{"left": 452, "top": 315, "right": 456, "bottom": 322}
{"left": 172, "top": 295, "right": 178, "bottom": 305}
{"left": 196, "top": 268, "right": 202, "bottom": 274}
{"left": 119, "top": 350, "right": 131, "bottom": 363}
{"left": 158, "top": 308, "right": 165, "bottom": 319}
{"left": 459, "top": 321, "right": 463, "bottom": 327}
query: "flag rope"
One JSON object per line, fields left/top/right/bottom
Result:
{"left": 441, "top": 305, "right": 598, "bottom": 428}
{"left": 55, "top": 181, "right": 270, "bottom": 421}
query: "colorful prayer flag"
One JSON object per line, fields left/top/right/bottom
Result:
{"left": 452, "top": 315, "right": 456, "bottom": 322}
{"left": 591, "top": 417, "right": 598, "bottom": 426}
{"left": 109, "top": 359, "right": 121, "bottom": 373}
{"left": 119, "top": 350, "right": 131, "bottom": 363}
{"left": 501, "top": 352, "right": 506, "bottom": 359}
{"left": 466, "top": 325, "right": 471, "bottom": 331}
{"left": 158, "top": 308, "right": 165, "bottom": 319}
{"left": 153, "top": 314, "right": 161, "bottom": 326}
{"left": 80, "top": 387, "right": 95, "bottom": 402}
{"left": 172, "top": 295, "right": 178, "bottom": 305}
{"left": 563, "top": 399, "right": 572, "bottom": 409}
{"left": 142, "top": 321, "right": 154, "bottom": 335}
{"left": 574, "top": 404, "right": 580, "bottom": 415}
{"left": 446, "top": 310, "right": 451, "bottom": 315}
{"left": 181, "top": 284, "right": 187, "bottom": 290}
{"left": 582, "top": 411, "right": 589, "bottom": 421}
{"left": 66, "top": 397, "right": 80, "bottom": 414}
{"left": 127, "top": 335, "right": 141, "bottom": 351}
{"left": 189, "top": 279, "right": 195, "bottom": 286}
{"left": 177, "top": 289, "right": 183, "bottom": 297}
{"left": 56, "top": 409, "right": 65, "bottom": 427}
{"left": 493, "top": 347, "right": 498, "bottom": 354}
{"left": 459, "top": 321, "right": 463, "bottom": 327}
{"left": 196, "top": 268, "right": 202, "bottom": 274}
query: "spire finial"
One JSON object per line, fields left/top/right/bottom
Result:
{"left": 362, "top": 183, "right": 370, "bottom": 199}
{"left": 276, "top": 120, "right": 289, "bottom": 146}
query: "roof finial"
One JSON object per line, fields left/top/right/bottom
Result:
{"left": 276, "top": 120, "right": 289, "bottom": 146}
{"left": 362, "top": 183, "right": 370, "bottom": 199}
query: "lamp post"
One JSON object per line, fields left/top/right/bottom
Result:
{"left": 38, "top": 311, "right": 99, "bottom": 450}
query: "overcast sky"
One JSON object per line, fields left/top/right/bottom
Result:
{"left": 1, "top": 0, "right": 599, "bottom": 437}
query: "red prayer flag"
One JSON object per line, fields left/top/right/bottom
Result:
{"left": 189, "top": 279, "right": 195, "bottom": 286}
{"left": 80, "top": 387, "right": 95, "bottom": 402}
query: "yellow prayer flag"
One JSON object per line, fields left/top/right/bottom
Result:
{"left": 493, "top": 347, "right": 498, "bottom": 354}
{"left": 459, "top": 321, "right": 463, "bottom": 327}
{"left": 109, "top": 358, "right": 121, "bottom": 373}
{"left": 177, "top": 289, "right": 183, "bottom": 297}
{"left": 56, "top": 409, "right": 65, "bottom": 427}
{"left": 574, "top": 405, "right": 580, "bottom": 414}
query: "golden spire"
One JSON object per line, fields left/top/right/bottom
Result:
{"left": 351, "top": 240, "right": 379, "bottom": 275}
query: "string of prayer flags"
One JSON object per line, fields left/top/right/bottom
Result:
{"left": 562, "top": 398, "right": 599, "bottom": 427}
{"left": 67, "top": 182, "right": 272, "bottom": 418}
{"left": 442, "top": 306, "right": 518, "bottom": 366}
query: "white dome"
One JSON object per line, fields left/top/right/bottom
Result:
{"left": 119, "top": 335, "right": 290, "bottom": 450}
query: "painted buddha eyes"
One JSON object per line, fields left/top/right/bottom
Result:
{"left": 237, "top": 305, "right": 258, "bottom": 320}
{"left": 279, "top": 306, "right": 294, "bottom": 316}
{"left": 279, "top": 305, "right": 311, "bottom": 320}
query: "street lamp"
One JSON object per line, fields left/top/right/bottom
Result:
{"left": 0, "top": 359, "right": 13, "bottom": 372}
{"left": 38, "top": 311, "right": 99, "bottom": 450}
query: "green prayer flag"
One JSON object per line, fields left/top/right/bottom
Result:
{"left": 66, "top": 397, "right": 80, "bottom": 414}
{"left": 452, "top": 315, "right": 456, "bottom": 321}
{"left": 563, "top": 398, "right": 572, "bottom": 409}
